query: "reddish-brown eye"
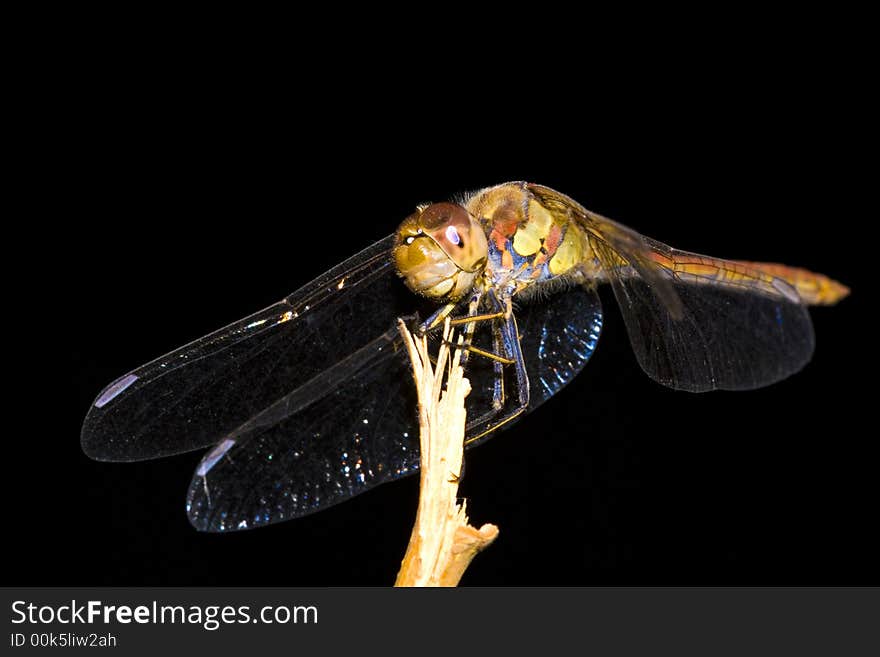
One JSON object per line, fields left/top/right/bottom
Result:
{"left": 418, "top": 203, "right": 468, "bottom": 230}
{"left": 419, "top": 203, "right": 487, "bottom": 273}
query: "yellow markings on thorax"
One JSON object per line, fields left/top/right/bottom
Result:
{"left": 466, "top": 182, "right": 590, "bottom": 279}
{"left": 512, "top": 199, "right": 554, "bottom": 256}
{"left": 549, "top": 224, "right": 586, "bottom": 276}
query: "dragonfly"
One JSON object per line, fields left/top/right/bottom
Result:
{"left": 81, "top": 182, "right": 848, "bottom": 532}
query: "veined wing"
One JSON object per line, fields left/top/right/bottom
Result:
{"left": 528, "top": 183, "right": 817, "bottom": 392}
{"left": 82, "top": 217, "right": 605, "bottom": 529}
{"left": 81, "top": 234, "right": 403, "bottom": 461}
{"left": 185, "top": 282, "right": 604, "bottom": 531}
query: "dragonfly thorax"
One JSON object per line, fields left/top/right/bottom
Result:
{"left": 393, "top": 202, "right": 489, "bottom": 302}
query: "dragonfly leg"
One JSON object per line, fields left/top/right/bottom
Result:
{"left": 464, "top": 302, "right": 531, "bottom": 446}
{"left": 426, "top": 288, "right": 486, "bottom": 367}
{"left": 420, "top": 289, "right": 487, "bottom": 371}
{"left": 436, "top": 340, "right": 514, "bottom": 365}
{"left": 449, "top": 311, "right": 505, "bottom": 326}
{"left": 420, "top": 287, "right": 490, "bottom": 334}
{"left": 491, "top": 320, "right": 506, "bottom": 409}
{"left": 416, "top": 289, "right": 530, "bottom": 446}
{"left": 420, "top": 303, "right": 457, "bottom": 333}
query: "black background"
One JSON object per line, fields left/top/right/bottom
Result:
{"left": 20, "top": 26, "right": 873, "bottom": 586}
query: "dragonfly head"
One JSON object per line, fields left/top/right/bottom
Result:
{"left": 393, "top": 202, "right": 488, "bottom": 301}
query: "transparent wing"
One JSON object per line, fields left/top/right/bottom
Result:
{"left": 517, "top": 285, "right": 603, "bottom": 410}
{"left": 185, "top": 325, "right": 417, "bottom": 531}
{"left": 81, "top": 234, "right": 405, "bottom": 461}
{"left": 528, "top": 183, "right": 816, "bottom": 392}
{"left": 186, "top": 283, "right": 604, "bottom": 531}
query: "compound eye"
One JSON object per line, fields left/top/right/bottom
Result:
{"left": 418, "top": 203, "right": 487, "bottom": 272}
{"left": 418, "top": 202, "right": 468, "bottom": 231}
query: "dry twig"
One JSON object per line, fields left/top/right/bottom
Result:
{"left": 394, "top": 319, "right": 499, "bottom": 587}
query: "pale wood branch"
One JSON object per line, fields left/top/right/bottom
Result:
{"left": 394, "top": 318, "right": 499, "bottom": 587}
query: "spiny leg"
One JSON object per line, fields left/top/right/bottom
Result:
{"left": 449, "top": 311, "right": 506, "bottom": 326}
{"left": 418, "top": 289, "right": 529, "bottom": 444}
{"left": 456, "top": 289, "right": 484, "bottom": 368}
{"left": 420, "top": 291, "right": 486, "bottom": 370}
{"left": 421, "top": 303, "right": 457, "bottom": 333}
{"left": 491, "top": 320, "right": 505, "bottom": 410}
{"left": 464, "top": 301, "right": 531, "bottom": 446}
{"left": 435, "top": 340, "right": 514, "bottom": 365}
